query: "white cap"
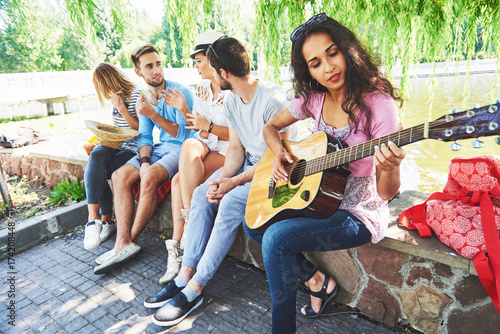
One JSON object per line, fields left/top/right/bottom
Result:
{"left": 190, "top": 30, "right": 225, "bottom": 59}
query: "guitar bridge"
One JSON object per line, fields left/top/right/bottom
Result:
{"left": 268, "top": 178, "right": 276, "bottom": 199}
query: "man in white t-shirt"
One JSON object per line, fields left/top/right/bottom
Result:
{"left": 144, "top": 37, "right": 298, "bottom": 326}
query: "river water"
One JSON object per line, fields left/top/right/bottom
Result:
{"left": 397, "top": 73, "right": 500, "bottom": 192}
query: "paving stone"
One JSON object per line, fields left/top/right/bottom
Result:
{"left": 296, "top": 323, "right": 320, "bottom": 333}
{"left": 3, "top": 320, "right": 36, "bottom": 334}
{"left": 53, "top": 309, "right": 80, "bottom": 327}
{"left": 242, "top": 317, "right": 272, "bottom": 333}
{"left": 107, "top": 300, "right": 130, "bottom": 317}
{"left": 92, "top": 314, "right": 117, "bottom": 332}
{"left": 32, "top": 291, "right": 54, "bottom": 305}
{"left": 48, "top": 282, "right": 72, "bottom": 296}
{"left": 6, "top": 226, "right": 411, "bottom": 334}
{"left": 15, "top": 296, "right": 32, "bottom": 310}
{"left": 61, "top": 315, "right": 88, "bottom": 333}
{"left": 77, "top": 323, "right": 101, "bottom": 334}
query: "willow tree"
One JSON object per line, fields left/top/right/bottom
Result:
{"left": 164, "top": 0, "right": 500, "bottom": 95}
{"left": 4, "top": 0, "right": 499, "bottom": 94}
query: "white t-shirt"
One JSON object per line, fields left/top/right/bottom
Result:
{"left": 223, "top": 80, "right": 298, "bottom": 165}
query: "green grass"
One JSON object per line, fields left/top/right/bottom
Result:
{"left": 0, "top": 115, "right": 44, "bottom": 124}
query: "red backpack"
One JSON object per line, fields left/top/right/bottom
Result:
{"left": 399, "top": 156, "right": 500, "bottom": 313}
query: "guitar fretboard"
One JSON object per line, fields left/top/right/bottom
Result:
{"left": 305, "top": 124, "right": 427, "bottom": 176}
{"left": 300, "top": 101, "right": 499, "bottom": 176}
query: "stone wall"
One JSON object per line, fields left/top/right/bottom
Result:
{"left": 228, "top": 228, "right": 500, "bottom": 334}
{"left": 1, "top": 153, "right": 85, "bottom": 187}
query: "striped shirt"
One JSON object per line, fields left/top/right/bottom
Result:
{"left": 112, "top": 86, "right": 142, "bottom": 152}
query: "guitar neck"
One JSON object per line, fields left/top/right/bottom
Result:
{"left": 305, "top": 123, "right": 428, "bottom": 175}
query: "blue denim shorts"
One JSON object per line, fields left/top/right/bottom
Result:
{"left": 126, "top": 142, "right": 181, "bottom": 179}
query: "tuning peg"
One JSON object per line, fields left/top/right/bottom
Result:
{"left": 496, "top": 137, "right": 500, "bottom": 145}
{"left": 450, "top": 141, "right": 462, "bottom": 151}
{"left": 472, "top": 139, "right": 484, "bottom": 149}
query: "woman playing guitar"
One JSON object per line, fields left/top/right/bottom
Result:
{"left": 243, "top": 13, "right": 406, "bottom": 333}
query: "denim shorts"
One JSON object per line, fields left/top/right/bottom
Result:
{"left": 126, "top": 142, "right": 181, "bottom": 180}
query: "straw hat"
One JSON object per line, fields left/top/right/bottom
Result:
{"left": 190, "top": 30, "right": 225, "bottom": 59}
{"left": 84, "top": 120, "right": 138, "bottom": 149}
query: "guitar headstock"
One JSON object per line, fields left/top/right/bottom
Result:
{"left": 428, "top": 101, "right": 500, "bottom": 142}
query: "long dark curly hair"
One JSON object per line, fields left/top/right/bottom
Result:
{"left": 291, "top": 15, "right": 402, "bottom": 138}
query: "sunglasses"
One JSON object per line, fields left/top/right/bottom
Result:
{"left": 290, "top": 13, "right": 328, "bottom": 42}
{"left": 208, "top": 35, "right": 228, "bottom": 68}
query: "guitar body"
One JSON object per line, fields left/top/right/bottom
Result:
{"left": 245, "top": 131, "right": 350, "bottom": 231}
{"left": 245, "top": 101, "right": 500, "bottom": 232}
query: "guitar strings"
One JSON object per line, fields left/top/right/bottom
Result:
{"left": 279, "top": 107, "right": 496, "bottom": 176}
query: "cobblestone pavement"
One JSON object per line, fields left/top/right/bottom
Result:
{"left": 1, "top": 227, "right": 403, "bottom": 334}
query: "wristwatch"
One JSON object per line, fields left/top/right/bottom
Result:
{"left": 208, "top": 121, "right": 213, "bottom": 133}
{"left": 138, "top": 156, "right": 151, "bottom": 165}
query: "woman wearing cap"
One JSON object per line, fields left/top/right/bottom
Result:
{"left": 83, "top": 63, "right": 143, "bottom": 252}
{"left": 243, "top": 14, "right": 405, "bottom": 333}
{"left": 155, "top": 31, "right": 230, "bottom": 285}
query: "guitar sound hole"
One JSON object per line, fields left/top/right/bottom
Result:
{"left": 290, "top": 159, "right": 306, "bottom": 186}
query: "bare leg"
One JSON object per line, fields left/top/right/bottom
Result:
{"left": 201, "top": 152, "right": 225, "bottom": 182}
{"left": 170, "top": 174, "right": 184, "bottom": 242}
{"left": 101, "top": 214, "right": 113, "bottom": 224}
{"left": 303, "top": 270, "right": 336, "bottom": 314}
{"left": 178, "top": 139, "right": 210, "bottom": 210}
{"left": 129, "top": 163, "right": 170, "bottom": 243}
{"left": 111, "top": 164, "right": 140, "bottom": 252}
{"left": 87, "top": 204, "right": 101, "bottom": 222}
{"left": 178, "top": 265, "right": 196, "bottom": 284}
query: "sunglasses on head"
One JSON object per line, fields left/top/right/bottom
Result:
{"left": 208, "top": 35, "right": 228, "bottom": 68}
{"left": 290, "top": 13, "right": 328, "bottom": 42}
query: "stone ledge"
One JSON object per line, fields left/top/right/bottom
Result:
{"left": 0, "top": 201, "right": 88, "bottom": 260}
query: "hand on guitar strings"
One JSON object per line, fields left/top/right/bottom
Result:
{"left": 206, "top": 177, "right": 236, "bottom": 204}
{"left": 373, "top": 124, "right": 406, "bottom": 172}
{"left": 272, "top": 151, "right": 295, "bottom": 182}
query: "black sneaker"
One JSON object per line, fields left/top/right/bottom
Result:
{"left": 152, "top": 292, "right": 203, "bottom": 326}
{"left": 144, "top": 281, "right": 183, "bottom": 308}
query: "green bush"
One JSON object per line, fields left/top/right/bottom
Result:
{"left": 47, "top": 179, "right": 86, "bottom": 206}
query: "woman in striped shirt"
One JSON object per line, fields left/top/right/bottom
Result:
{"left": 83, "top": 63, "right": 143, "bottom": 251}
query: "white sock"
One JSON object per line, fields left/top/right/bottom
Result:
{"left": 181, "top": 286, "right": 201, "bottom": 302}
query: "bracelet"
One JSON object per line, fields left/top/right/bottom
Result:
{"left": 138, "top": 156, "right": 151, "bottom": 165}
{"left": 208, "top": 121, "right": 213, "bottom": 133}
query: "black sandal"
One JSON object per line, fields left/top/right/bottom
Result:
{"left": 301, "top": 274, "right": 339, "bottom": 318}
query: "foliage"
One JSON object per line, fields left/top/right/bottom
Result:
{"left": 0, "top": 115, "right": 43, "bottom": 124}
{"left": 0, "top": 0, "right": 154, "bottom": 73}
{"left": 2, "top": 0, "right": 499, "bottom": 96}
{"left": 151, "top": 14, "right": 184, "bottom": 67}
{"left": 47, "top": 179, "right": 86, "bottom": 206}
{"left": 161, "top": 0, "right": 500, "bottom": 89}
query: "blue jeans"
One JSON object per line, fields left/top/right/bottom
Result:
{"left": 84, "top": 145, "right": 135, "bottom": 216}
{"left": 243, "top": 210, "right": 372, "bottom": 334}
{"left": 182, "top": 160, "right": 253, "bottom": 286}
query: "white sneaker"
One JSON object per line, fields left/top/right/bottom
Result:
{"left": 94, "top": 243, "right": 141, "bottom": 275}
{"left": 95, "top": 248, "right": 115, "bottom": 265}
{"left": 99, "top": 222, "right": 116, "bottom": 243}
{"left": 159, "top": 240, "right": 182, "bottom": 284}
{"left": 84, "top": 220, "right": 102, "bottom": 250}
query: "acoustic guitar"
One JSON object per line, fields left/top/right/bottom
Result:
{"left": 245, "top": 102, "right": 500, "bottom": 231}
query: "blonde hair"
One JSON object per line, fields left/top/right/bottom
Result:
{"left": 92, "top": 63, "right": 135, "bottom": 106}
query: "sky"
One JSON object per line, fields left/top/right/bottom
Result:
{"left": 129, "top": 0, "right": 164, "bottom": 25}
